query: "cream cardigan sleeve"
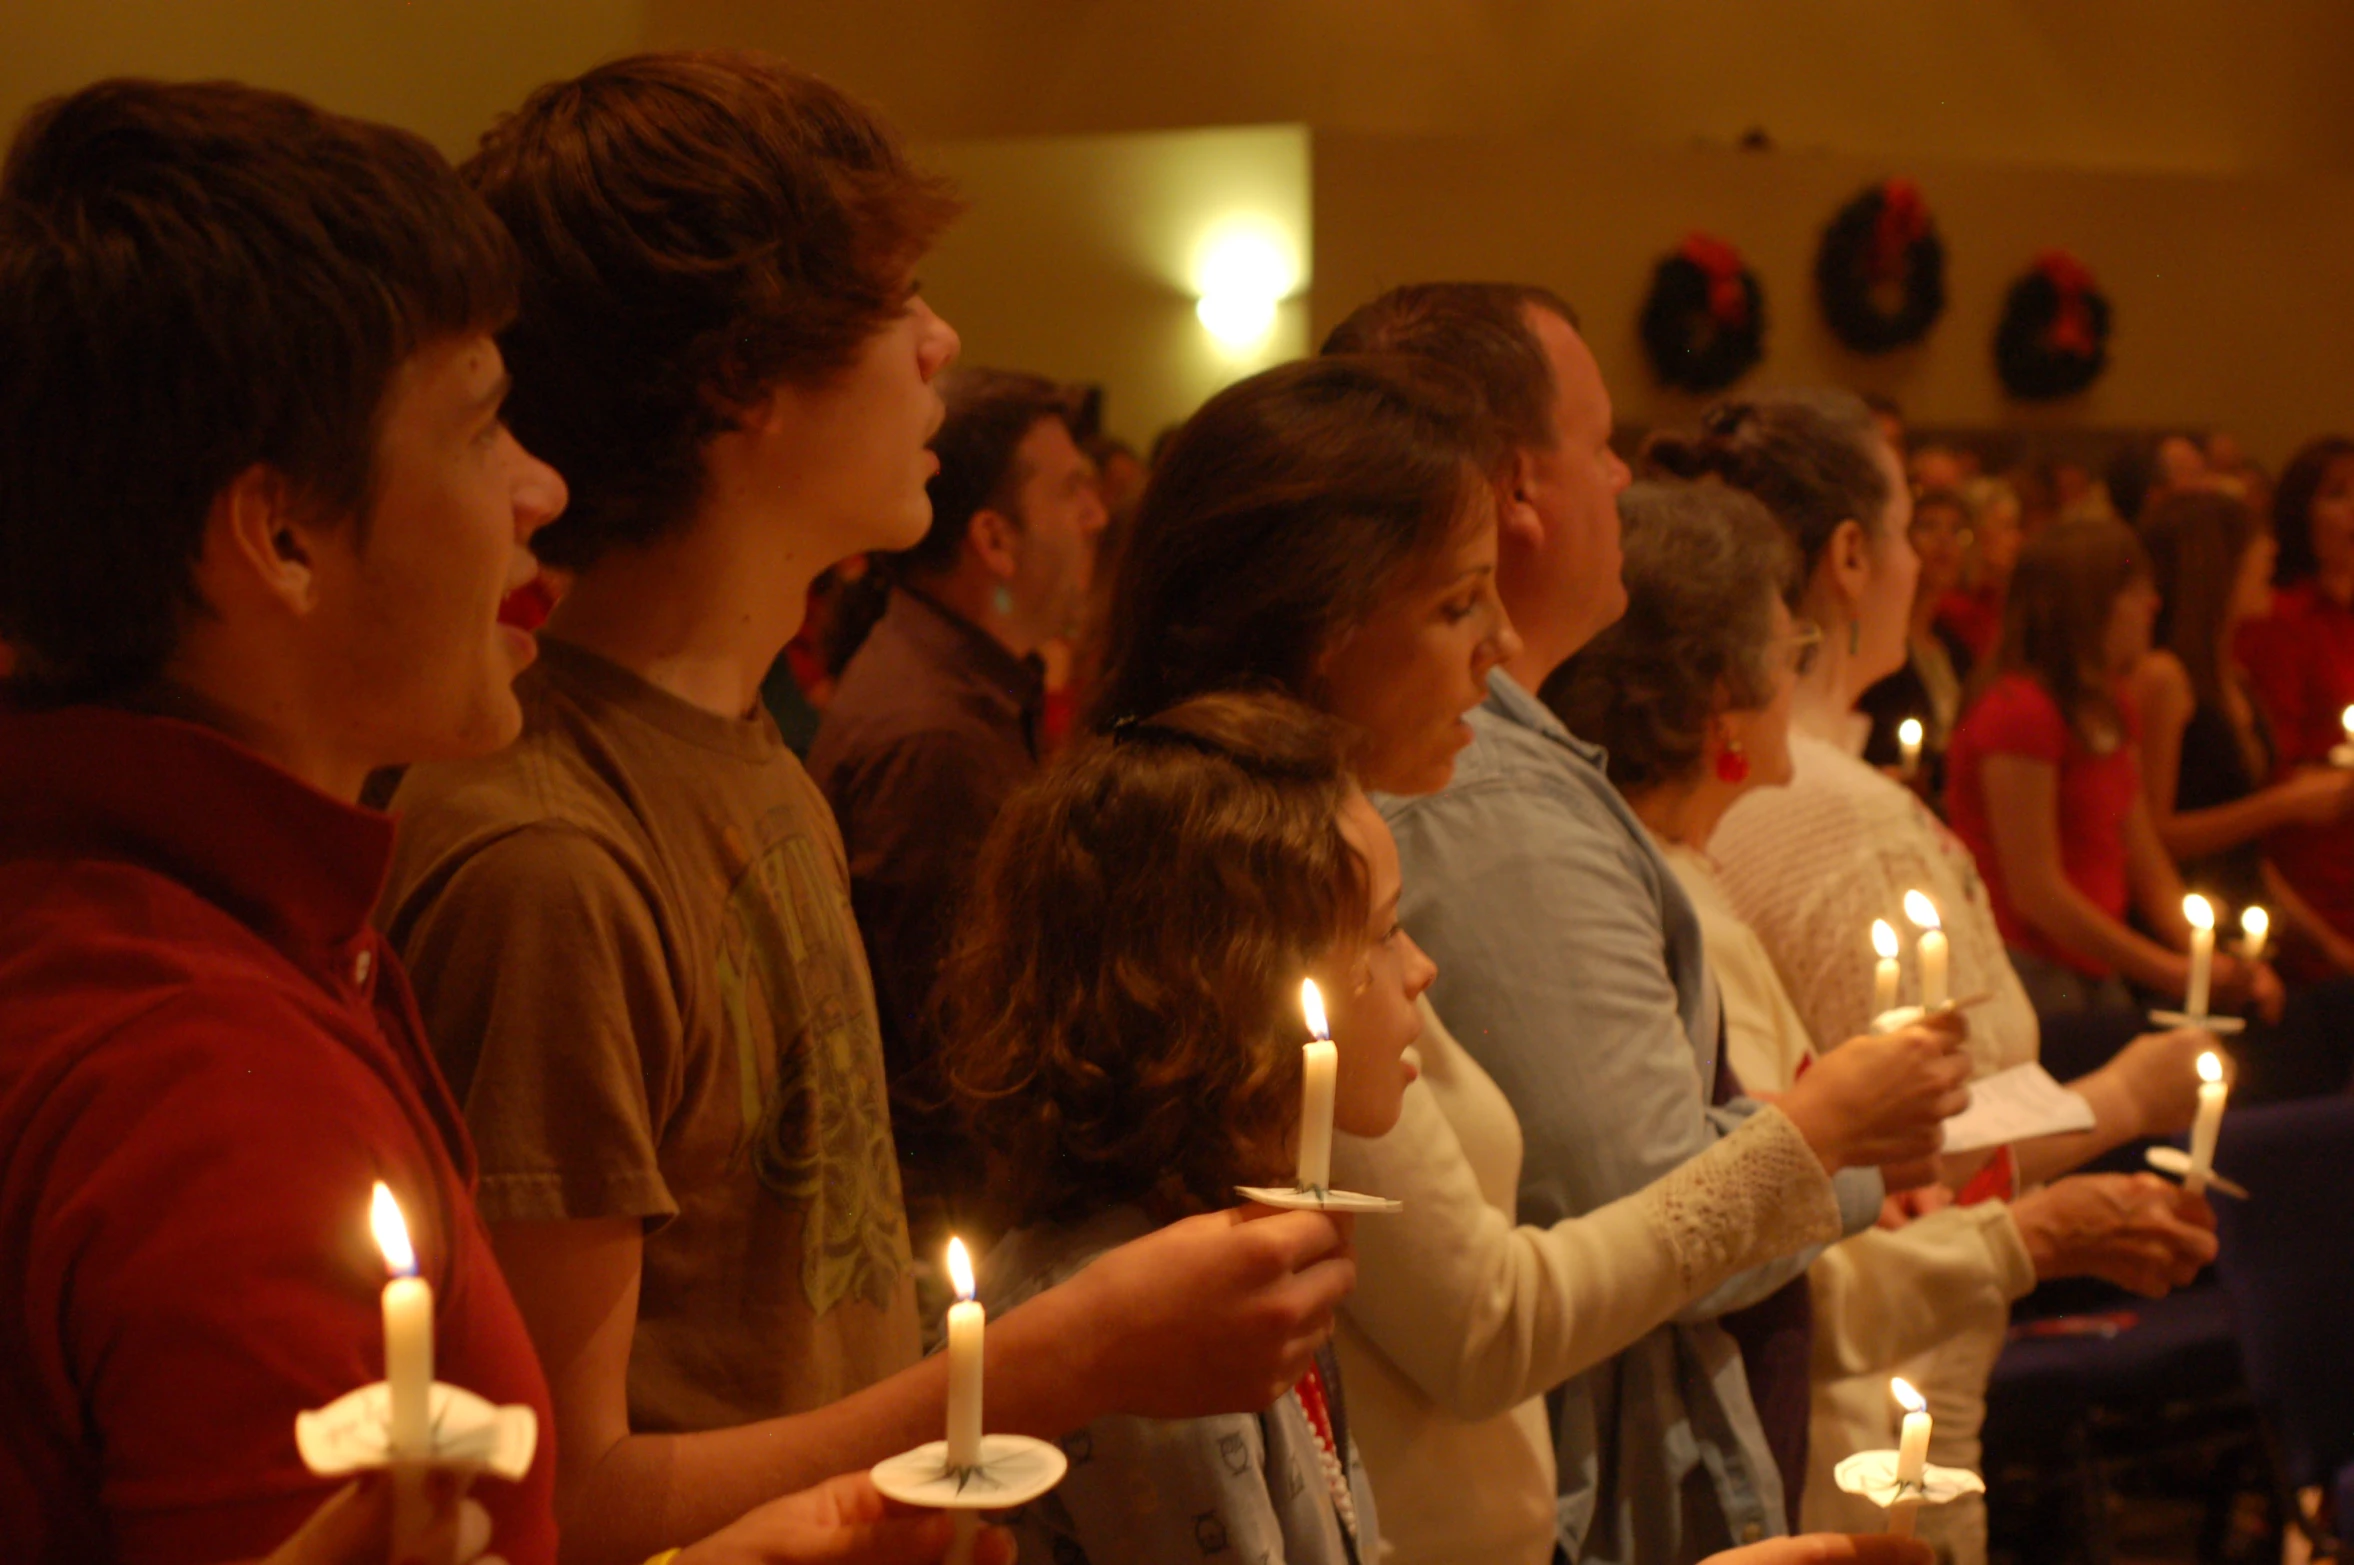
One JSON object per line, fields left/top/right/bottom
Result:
{"left": 1333, "top": 1006, "right": 1843, "bottom": 1424}
{"left": 1807, "top": 1202, "right": 2036, "bottom": 1378}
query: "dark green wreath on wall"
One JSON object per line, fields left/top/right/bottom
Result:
{"left": 1815, "top": 178, "right": 1945, "bottom": 353}
{"left": 1995, "top": 251, "right": 2111, "bottom": 400}
{"left": 1640, "top": 232, "right": 1764, "bottom": 393}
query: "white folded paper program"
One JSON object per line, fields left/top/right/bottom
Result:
{"left": 1937, "top": 1062, "right": 2095, "bottom": 1153}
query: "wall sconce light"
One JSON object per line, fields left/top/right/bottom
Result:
{"left": 1193, "top": 225, "right": 1297, "bottom": 351}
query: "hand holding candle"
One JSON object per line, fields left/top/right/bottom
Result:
{"left": 1296, "top": 980, "right": 1336, "bottom": 1193}
{"left": 1872, "top": 920, "right": 1901, "bottom": 1016}
{"left": 2185, "top": 1051, "right": 2228, "bottom": 1197}
{"left": 1888, "top": 1376, "right": 1932, "bottom": 1538}
{"left": 1903, "top": 891, "right": 1948, "bottom": 1011}
{"left": 2183, "top": 894, "right": 2215, "bottom": 1019}
{"left": 1897, "top": 718, "right": 1925, "bottom": 781}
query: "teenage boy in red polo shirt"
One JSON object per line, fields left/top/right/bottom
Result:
{"left": 381, "top": 51, "right": 1360, "bottom": 1565}
{"left": 0, "top": 78, "right": 1018, "bottom": 1565}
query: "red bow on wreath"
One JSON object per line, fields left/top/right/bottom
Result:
{"left": 1678, "top": 233, "right": 1751, "bottom": 330}
{"left": 2035, "top": 250, "right": 2099, "bottom": 359}
{"left": 1871, "top": 178, "right": 1929, "bottom": 282}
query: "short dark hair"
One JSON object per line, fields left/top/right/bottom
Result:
{"left": 1090, "top": 354, "right": 1501, "bottom": 727}
{"left": 0, "top": 78, "right": 516, "bottom": 707}
{"left": 465, "top": 51, "right": 960, "bottom": 573}
{"left": 1319, "top": 282, "right": 1579, "bottom": 454}
{"left": 944, "top": 690, "right": 1367, "bottom": 1225}
{"left": 2271, "top": 435, "right": 2354, "bottom": 587}
{"left": 898, "top": 367, "right": 1080, "bottom": 577}
{"left": 1641, "top": 388, "right": 1892, "bottom": 604}
{"left": 1543, "top": 481, "right": 1795, "bottom": 792}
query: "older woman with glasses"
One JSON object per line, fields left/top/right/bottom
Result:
{"left": 1548, "top": 479, "right": 2218, "bottom": 1560}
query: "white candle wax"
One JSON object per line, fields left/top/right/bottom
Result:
{"left": 2183, "top": 894, "right": 2215, "bottom": 1019}
{"left": 2185, "top": 1052, "right": 2227, "bottom": 1197}
{"left": 371, "top": 1182, "right": 434, "bottom": 1561}
{"left": 370, "top": 1183, "right": 434, "bottom": 1458}
{"left": 944, "top": 1238, "right": 984, "bottom": 1472}
{"left": 2241, "top": 904, "right": 2270, "bottom": 964}
{"left": 1897, "top": 718, "right": 1925, "bottom": 781}
{"left": 1889, "top": 1377, "right": 1931, "bottom": 1538}
{"left": 1297, "top": 980, "right": 1336, "bottom": 1191}
{"left": 1903, "top": 892, "right": 1947, "bottom": 1010}
{"left": 1872, "top": 919, "right": 1901, "bottom": 1015}
{"left": 1298, "top": 1040, "right": 1337, "bottom": 1191}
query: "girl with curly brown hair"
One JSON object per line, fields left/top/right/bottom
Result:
{"left": 943, "top": 689, "right": 1430, "bottom": 1565}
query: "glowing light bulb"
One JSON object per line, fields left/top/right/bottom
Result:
{"left": 1193, "top": 226, "right": 1295, "bottom": 349}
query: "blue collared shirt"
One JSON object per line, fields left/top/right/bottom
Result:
{"left": 1380, "top": 672, "right": 1883, "bottom": 1565}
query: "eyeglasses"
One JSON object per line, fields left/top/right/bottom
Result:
{"left": 1772, "top": 621, "right": 1824, "bottom": 677}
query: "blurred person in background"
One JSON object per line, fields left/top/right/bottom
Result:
{"left": 1860, "top": 485, "right": 1974, "bottom": 800}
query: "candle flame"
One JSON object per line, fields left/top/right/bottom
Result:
{"left": 2198, "top": 1050, "right": 2224, "bottom": 1085}
{"left": 1891, "top": 1376, "right": 1926, "bottom": 1414}
{"left": 2183, "top": 893, "right": 2214, "bottom": 932}
{"left": 946, "top": 1236, "right": 976, "bottom": 1302}
{"left": 2242, "top": 905, "right": 2269, "bottom": 941}
{"left": 1872, "top": 919, "right": 1899, "bottom": 959}
{"left": 1897, "top": 717, "right": 1924, "bottom": 746}
{"left": 1902, "top": 890, "right": 1940, "bottom": 932}
{"left": 2341, "top": 704, "right": 2354, "bottom": 737}
{"left": 370, "top": 1182, "right": 417, "bottom": 1278}
{"left": 1300, "top": 978, "right": 1329, "bottom": 1041}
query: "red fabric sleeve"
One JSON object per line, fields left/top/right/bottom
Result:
{"left": 1965, "top": 676, "right": 2070, "bottom": 764}
{"left": 21, "top": 991, "right": 547, "bottom": 1565}
{"left": 2237, "top": 606, "right": 2321, "bottom": 770}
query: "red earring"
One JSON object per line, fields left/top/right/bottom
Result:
{"left": 1716, "top": 745, "right": 1751, "bottom": 785}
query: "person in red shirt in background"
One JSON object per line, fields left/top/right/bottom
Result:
{"left": 0, "top": 78, "right": 1011, "bottom": 1565}
{"left": 2235, "top": 436, "right": 2354, "bottom": 978}
{"left": 1946, "top": 519, "right": 2281, "bottom": 1023}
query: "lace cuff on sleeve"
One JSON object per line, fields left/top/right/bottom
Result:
{"left": 1636, "top": 1105, "right": 1842, "bottom": 1295}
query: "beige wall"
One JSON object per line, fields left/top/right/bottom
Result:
{"left": 917, "top": 125, "right": 1311, "bottom": 448}
{"left": 7, "top": 3, "right": 2352, "bottom": 461}
{"left": 1, "top": 0, "right": 642, "bottom": 157}
{"left": 1312, "top": 131, "right": 2354, "bottom": 466}
{"left": 650, "top": 0, "right": 2354, "bottom": 178}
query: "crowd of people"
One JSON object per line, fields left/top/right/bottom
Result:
{"left": 0, "top": 45, "right": 2342, "bottom": 1565}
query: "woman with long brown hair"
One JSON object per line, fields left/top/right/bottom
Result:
{"left": 1946, "top": 518, "right": 2281, "bottom": 1017}
{"left": 1071, "top": 349, "right": 1967, "bottom": 1565}
{"left": 2133, "top": 490, "right": 2354, "bottom": 950}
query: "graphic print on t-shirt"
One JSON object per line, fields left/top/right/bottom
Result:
{"left": 715, "top": 816, "right": 904, "bottom": 1317}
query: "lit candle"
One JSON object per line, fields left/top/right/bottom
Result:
{"left": 1903, "top": 891, "right": 1948, "bottom": 1010}
{"left": 2241, "top": 904, "right": 2270, "bottom": 964}
{"left": 370, "top": 1183, "right": 433, "bottom": 1558}
{"left": 1872, "top": 919, "right": 1901, "bottom": 1015}
{"left": 944, "top": 1238, "right": 984, "bottom": 1473}
{"left": 1889, "top": 1376, "right": 1932, "bottom": 1538}
{"left": 1897, "top": 717, "right": 1925, "bottom": 781}
{"left": 2183, "top": 894, "right": 2215, "bottom": 1019}
{"left": 370, "top": 1183, "right": 433, "bottom": 1458}
{"left": 2185, "top": 1051, "right": 2228, "bottom": 1197}
{"left": 1297, "top": 979, "right": 1337, "bottom": 1192}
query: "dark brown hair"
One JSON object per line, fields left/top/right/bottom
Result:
{"left": 942, "top": 691, "right": 1369, "bottom": 1226}
{"left": 2143, "top": 488, "right": 2263, "bottom": 713}
{"left": 464, "top": 51, "right": 960, "bottom": 572}
{"left": 1543, "top": 481, "right": 1795, "bottom": 791}
{"left": 0, "top": 78, "right": 516, "bottom": 707}
{"left": 1640, "top": 388, "right": 1893, "bottom": 606}
{"left": 1091, "top": 354, "right": 1500, "bottom": 726}
{"left": 1320, "top": 281, "right": 1579, "bottom": 455}
{"left": 899, "top": 366, "right": 1082, "bottom": 576}
{"left": 2270, "top": 435, "right": 2354, "bottom": 587}
{"left": 1986, "top": 517, "right": 2152, "bottom": 744}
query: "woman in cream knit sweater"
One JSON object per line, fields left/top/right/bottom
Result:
{"left": 1582, "top": 406, "right": 2220, "bottom": 1565}
{"left": 1091, "top": 357, "right": 1982, "bottom": 1565}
